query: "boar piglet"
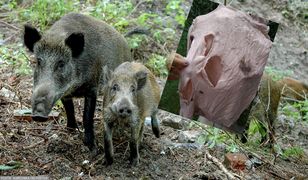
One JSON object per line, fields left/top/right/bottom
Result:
{"left": 102, "top": 62, "right": 160, "bottom": 166}
{"left": 23, "top": 13, "right": 132, "bottom": 153}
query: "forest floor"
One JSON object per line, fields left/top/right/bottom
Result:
{"left": 0, "top": 0, "right": 307, "bottom": 179}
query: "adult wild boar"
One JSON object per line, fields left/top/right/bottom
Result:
{"left": 102, "top": 62, "right": 160, "bottom": 166}
{"left": 23, "top": 13, "right": 132, "bottom": 152}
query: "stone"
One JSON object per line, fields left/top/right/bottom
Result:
{"left": 162, "top": 117, "right": 188, "bottom": 129}
{"left": 224, "top": 153, "right": 248, "bottom": 171}
{"left": 178, "top": 130, "right": 202, "bottom": 143}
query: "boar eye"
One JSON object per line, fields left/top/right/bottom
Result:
{"left": 58, "top": 60, "right": 65, "bottom": 69}
{"left": 37, "top": 58, "right": 42, "bottom": 66}
{"left": 131, "top": 86, "right": 136, "bottom": 92}
{"left": 112, "top": 84, "right": 119, "bottom": 91}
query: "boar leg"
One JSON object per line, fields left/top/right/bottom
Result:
{"left": 139, "top": 123, "right": 144, "bottom": 143}
{"left": 103, "top": 121, "right": 114, "bottom": 165}
{"left": 129, "top": 118, "right": 140, "bottom": 166}
{"left": 151, "top": 110, "right": 160, "bottom": 138}
{"left": 83, "top": 92, "right": 97, "bottom": 151}
{"left": 61, "top": 98, "right": 78, "bottom": 130}
{"left": 261, "top": 111, "right": 276, "bottom": 146}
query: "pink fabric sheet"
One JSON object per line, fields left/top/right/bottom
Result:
{"left": 178, "top": 5, "right": 272, "bottom": 129}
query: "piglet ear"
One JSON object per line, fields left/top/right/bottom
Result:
{"left": 135, "top": 70, "right": 147, "bottom": 90}
{"left": 24, "top": 25, "right": 41, "bottom": 52}
{"left": 65, "top": 33, "right": 84, "bottom": 58}
{"left": 101, "top": 65, "right": 112, "bottom": 85}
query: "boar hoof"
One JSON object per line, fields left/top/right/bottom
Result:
{"left": 67, "top": 122, "right": 78, "bottom": 130}
{"left": 129, "top": 157, "right": 139, "bottom": 166}
{"left": 103, "top": 158, "right": 114, "bottom": 166}
{"left": 66, "top": 125, "right": 78, "bottom": 132}
{"left": 32, "top": 115, "right": 49, "bottom": 122}
{"left": 83, "top": 136, "right": 95, "bottom": 151}
{"left": 90, "top": 147, "right": 98, "bottom": 159}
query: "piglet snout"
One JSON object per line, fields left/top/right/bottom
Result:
{"left": 113, "top": 98, "right": 133, "bottom": 118}
{"left": 119, "top": 107, "right": 132, "bottom": 118}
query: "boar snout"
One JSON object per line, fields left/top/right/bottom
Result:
{"left": 32, "top": 102, "right": 49, "bottom": 122}
{"left": 112, "top": 98, "right": 134, "bottom": 118}
{"left": 31, "top": 84, "right": 57, "bottom": 121}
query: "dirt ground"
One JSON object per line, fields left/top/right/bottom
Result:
{"left": 1, "top": 0, "right": 308, "bottom": 179}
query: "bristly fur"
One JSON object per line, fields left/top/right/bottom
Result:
{"left": 23, "top": 12, "right": 133, "bottom": 154}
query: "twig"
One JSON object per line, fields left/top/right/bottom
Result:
{"left": 190, "top": 120, "right": 275, "bottom": 166}
{"left": 115, "top": 140, "right": 128, "bottom": 149}
{"left": 123, "top": 143, "right": 130, "bottom": 160}
{"left": 268, "top": 170, "right": 288, "bottom": 180}
{"left": 88, "top": 169, "right": 93, "bottom": 180}
{"left": 266, "top": 78, "right": 271, "bottom": 112}
{"left": 0, "top": 13, "right": 10, "bottom": 18}
{"left": 282, "top": 97, "right": 302, "bottom": 103}
{"left": 282, "top": 84, "right": 307, "bottom": 100}
{"left": 0, "top": 20, "right": 20, "bottom": 31}
{"left": 22, "top": 52, "right": 33, "bottom": 63}
{"left": 3, "top": 35, "right": 14, "bottom": 43}
{"left": 28, "top": 132, "right": 48, "bottom": 139}
{"left": 25, "top": 127, "right": 68, "bottom": 133}
{"left": 22, "top": 139, "right": 45, "bottom": 150}
{"left": 0, "top": 135, "right": 8, "bottom": 146}
{"left": 228, "top": 0, "right": 234, "bottom": 6}
{"left": 204, "top": 150, "right": 239, "bottom": 179}
{"left": 147, "top": 36, "right": 168, "bottom": 54}
{"left": 128, "top": 0, "right": 146, "bottom": 17}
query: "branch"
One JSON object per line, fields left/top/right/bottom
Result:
{"left": 205, "top": 150, "right": 241, "bottom": 179}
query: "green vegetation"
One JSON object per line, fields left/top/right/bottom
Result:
{"left": 281, "top": 100, "right": 308, "bottom": 121}
{"left": 166, "top": 0, "right": 186, "bottom": 27}
{"left": 281, "top": 0, "right": 308, "bottom": 27}
{"left": 247, "top": 118, "right": 267, "bottom": 144}
{"left": 146, "top": 54, "right": 168, "bottom": 77}
{"left": 188, "top": 98, "right": 307, "bottom": 159}
{"left": 0, "top": 161, "right": 22, "bottom": 171}
{"left": 189, "top": 121, "right": 240, "bottom": 153}
{"left": 265, "top": 66, "right": 293, "bottom": 81}
{"left": 294, "top": 100, "right": 308, "bottom": 121}
{"left": 282, "top": 146, "right": 304, "bottom": 160}
{"left": 196, "top": 127, "right": 227, "bottom": 149}
{"left": 18, "top": 0, "right": 76, "bottom": 30}
{"left": 0, "top": 0, "right": 187, "bottom": 77}
{"left": 281, "top": 104, "right": 302, "bottom": 121}
{"left": 0, "top": 43, "right": 32, "bottom": 75}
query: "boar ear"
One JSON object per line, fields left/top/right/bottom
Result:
{"left": 101, "top": 65, "right": 112, "bottom": 84}
{"left": 65, "top": 33, "right": 84, "bottom": 58}
{"left": 24, "top": 25, "right": 41, "bottom": 52}
{"left": 136, "top": 71, "right": 147, "bottom": 90}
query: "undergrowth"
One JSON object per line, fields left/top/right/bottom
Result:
{"left": 0, "top": 0, "right": 188, "bottom": 77}
{"left": 188, "top": 96, "right": 308, "bottom": 161}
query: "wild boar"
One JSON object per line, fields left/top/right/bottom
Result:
{"left": 240, "top": 75, "right": 308, "bottom": 144}
{"left": 102, "top": 62, "right": 160, "bottom": 166}
{"left": 280, "top": 77, "right": 308, "bottom": 102}
{"left": 239, "top": 74, "right": 282, "bottom": 145}
{"left": 23, "top": 13, "right": 132, "bottom": 152}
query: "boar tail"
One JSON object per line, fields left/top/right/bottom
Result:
{"left": 151, "top": 110, "right": 160, "bottom": 138}
{"left": 124, "top": 28, "right": 150, "bottom": 37}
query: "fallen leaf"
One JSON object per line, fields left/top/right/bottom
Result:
{"left": 8, "top": 75, "right": 19, "bottom": 86}
{"left": 0, "top": 161, "right": 22, "bottom": 171}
